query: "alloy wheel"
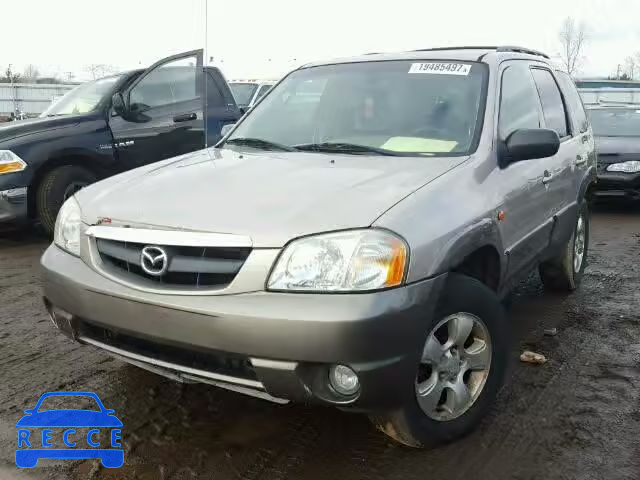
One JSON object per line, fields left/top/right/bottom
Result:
{"left": 416, "top": 313, "right": 492, "bottom": 421}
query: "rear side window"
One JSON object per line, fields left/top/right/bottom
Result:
{"left": 555, "top": 71, "right": 589, "bottom": 134}
{"left": 498, "top": 64, "right": 542, "bottom": 139}
{"left": 531, "top": 69, "right": 569, "bottom": 138}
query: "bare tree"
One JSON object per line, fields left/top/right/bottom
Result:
{"left": 625, "top": 56, "right": 637, "bottom": 80}
{"left": 558, "top": 17, "right": 587, "bottom": 77}
{"left": 85, "top": 64, "right": 116, "bottom": 80}
{"left": 22, "top": 64, "right": 40, "bottom": 82}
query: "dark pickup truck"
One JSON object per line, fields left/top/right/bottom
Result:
{"left": 0, "top": 50, "right": 241, "bottom": 234}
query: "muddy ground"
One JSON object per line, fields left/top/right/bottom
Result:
{"left": 0, "top": 205, "right": 638, "bottom": 480}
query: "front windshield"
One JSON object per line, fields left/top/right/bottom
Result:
{"left": 40, "top": 75, "right": 122, "bottom": 117}
{"left": 226, "top": 60, "right": 487, "bottom": 155}
{"left": 588, "top": 108, "right": 640, "bottom": 137}
{"left": 230, "top": 83, "right": 259, "bottom": 107}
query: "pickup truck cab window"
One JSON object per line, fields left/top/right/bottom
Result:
{"left": 531, "top": 68, "right": 569, "bottom": 138}
{"left": 130, "top": 56, "right": 200, "bottom": 111}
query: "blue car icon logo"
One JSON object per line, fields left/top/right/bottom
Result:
{"left": 15, "top": 391, "right": 123, "bottom": 468}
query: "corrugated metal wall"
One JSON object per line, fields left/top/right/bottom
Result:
{"left": 0, "top": 83, "right": 77, "bottom": 115}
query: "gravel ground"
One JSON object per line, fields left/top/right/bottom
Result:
{"left": 0, "top": 205, "right": 639, "bottom": 480}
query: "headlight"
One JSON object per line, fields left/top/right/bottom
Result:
{"left": 0, "top": 150, "right": 27, "bottom": 175}
{"left": 607, "top": 161, "right": 640, "bottom": 173}
{"left": 54, "top": 197, "right": 82, "bottom": 256}
{"left": 268, "top": 229, "right": 408, "bottom": 292}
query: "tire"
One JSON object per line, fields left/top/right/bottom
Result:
{"left": 35, "top": 165, "right": 96, "bottom": 236}
{"left": 370, "top": 273, "right": 510, "bottom": 448}
{"left": 539, "top": 201, "right": 589, "bottom": 292}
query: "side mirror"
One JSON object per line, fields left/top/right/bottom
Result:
{"left": 111, "top": 92, "right": 127, "bottom": 116}
{"left": 504, "top": 128, "right": 560, "bottom": 163}
{"left": 221, "top": 123, "right": 236, "bottom": 137}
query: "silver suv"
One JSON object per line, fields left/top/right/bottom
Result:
{"left": 42, "top": 46, "right": 596, "bottom": 447}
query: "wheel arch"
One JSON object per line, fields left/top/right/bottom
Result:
{"left": 428, "top": 219, "right": 506, "bottom": 292}
{"left": 27, "top": 150, "right": 105, "bottom": 218}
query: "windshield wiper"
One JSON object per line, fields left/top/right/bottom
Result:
{"left": 225, "top": 137, "right": 296, "bottom": 152}
{"left": 294, "top": 142, "right": 406, "bottom": 156}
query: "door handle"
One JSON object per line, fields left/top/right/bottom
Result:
{"left": 173, "top": 112, "right": 197, "bottom": 123}
{"left": 575, "top": 154, "right": 587, "bottom": 166}
{"left": 542, "top": 170, "right": 554, "bottom": 184}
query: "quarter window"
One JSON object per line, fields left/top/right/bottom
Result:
{"left": 555, "top": 71, "right": 589, "bottom": 134}
{"left": 498, "top": 64, "right": 542, "bottom": 139}
{"left": 531, "top": 69, "right": 569, "bottom": 138}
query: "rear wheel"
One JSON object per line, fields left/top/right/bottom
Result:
{"left": 370, "top": 274, "right": 509, "bottom": 448}
{"left": 36, "top": 165, "right": 96, "bottom": 236}
{"left": 539, "top": 201, "right": 589, "bottom": 292}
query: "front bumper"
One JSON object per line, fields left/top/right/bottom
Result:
{"left": 594, "top": 171, "right": 640, "bottom": 199}
{"left": 42, "top": 244, "right": 446, "bottom": 411}
{"left": 0, "top": 186, "right": 28, "bottom": 223}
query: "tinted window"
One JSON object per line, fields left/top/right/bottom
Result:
{"left": 130, "top": 56, "right": 199, "bottom": 109}
{"left": 498, "top": 64, "right": 541, "bottom": 139}
{"left": 531, "top": 69, "right": 569, "bottom": 138}
{"left": 228, "top": 61, "right": 488, "bottom": 155}
{"left": 230, "top": 83, "right": 258, "bottom": 107}
{"left": 256, "top": 84, "right": 272, "bottom": 100}
{"left": 555, "top": 71, "right": 588, "bottom": 134}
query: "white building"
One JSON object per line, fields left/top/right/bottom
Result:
{"left": 0, "top": 82, "right": 77, "bottom": 116}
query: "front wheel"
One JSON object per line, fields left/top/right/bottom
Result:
{"left": 539, "top": 201, "right": 590, "bottom": 292}
{"left": 36, "top": 165, "right": 96, "bottom": 236}
{"left": 370, "top": 274, "right": 510, "bottom": 448}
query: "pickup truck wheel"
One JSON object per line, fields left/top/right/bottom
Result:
{"left": 370, "top": 274, "right": 509, "bottom": 448}
{"left": 36, "top": 165, "right": 96, "bottom": 236}
{"left": 539, "top": 202, "right": 589, "bottom": 292}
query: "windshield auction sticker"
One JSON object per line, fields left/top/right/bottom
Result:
{"left": 409, "top": 62, "right": 471, "bottom": 75}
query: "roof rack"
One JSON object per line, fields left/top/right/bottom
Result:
{"left": 412, "top": 46, "right": 550, "bottom": 59}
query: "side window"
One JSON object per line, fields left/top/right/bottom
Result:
{"left": 555, "top": 71, "right": 589, "bottom": 134}
{"left": 498, "top": 64, "right": 542, "bottom": 139}
{"left": 256, "top": 84, "right": 271, "bottom": 101}
{"left": 130, "top": 55, "right": 199, "bottom": 110}
{"left": 531, "top": 68, "right": 569, "bottom": 138}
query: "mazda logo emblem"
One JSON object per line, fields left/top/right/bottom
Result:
{"left": 140, "top": 246, "right": 169, "bottom": 276}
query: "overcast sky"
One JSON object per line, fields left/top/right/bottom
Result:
{"left": 1, "top": 0, "right": 639, "bottom": 81}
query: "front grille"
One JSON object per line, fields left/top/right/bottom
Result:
{"left": 78, "top": 320, "right": 257, "bottom": 381}
{"left": 96, "top": 238, "right": 251, "bottom": 289}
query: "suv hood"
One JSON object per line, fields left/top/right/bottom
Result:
{"left": 78, "top": 148, "right": 467, "bottom": 247}
{"left": 0, "top": 115, "right": 85, "bottom": 143}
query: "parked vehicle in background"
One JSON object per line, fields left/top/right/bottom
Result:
{"left": 587, "top": 103, "right": 640, "bottom": 200}
{"left": 0, "top": 49, "right": 241, "bottom": 234}
{"left": 229, "top": 80, "right": 275, "bottom": 109}
{"left": 42, "top": 46, "right": 595, "bottom": 448}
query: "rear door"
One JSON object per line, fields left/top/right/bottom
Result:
{"left": 555, "top": 70, "right": 593, "bottom": 193}
{"left": 109, "top": 50, "right": 204, "bottom": 168}
{"left": 530, "top": 67, "right": 581, "bottom": 252}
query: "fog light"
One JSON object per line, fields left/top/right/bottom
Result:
{"left": 329, "top": 365, "right": 360, "bottom": 396}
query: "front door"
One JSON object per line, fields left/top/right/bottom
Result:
{"left": 495, "top": 62, "right": 554, "bottom": 280}
{"left": 109, "top": 50, "right": 204, "bottom": 168}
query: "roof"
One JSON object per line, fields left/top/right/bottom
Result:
{"left": 302, "top": 46, "right": 550, "bottom": 69}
